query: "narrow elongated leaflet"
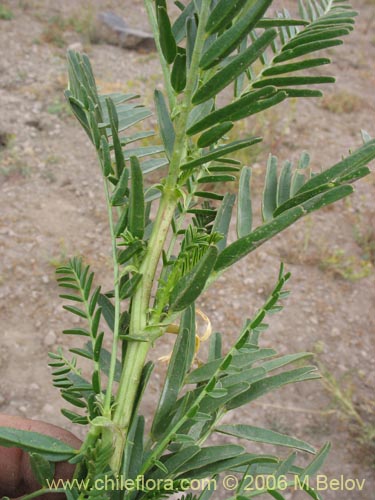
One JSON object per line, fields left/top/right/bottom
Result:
{"left": 257, "top": 18, "right": 309, "bottom": 28}
{"left": 172, "top": 0, "right": 195, "bottom": 43}
{"left": 169, "top": 246, "right": 218, "bottom": 312}
{"left": 181, "top": 137, "right": 262, "bottom": 170}
{"left": 253, "top": 76, "right": 335, "bottom": 88}
{"left": 205, "top": 0, "right": 247, "bottom": 34}
{"left": 277, "top": 161, "right": 292, "bottom": 206}
{"left": 152, "top": 311, "right": 195, "bottom": 438}
{"left": 174, "top": 445, "right": 244, "bottom": 475}
{"left": 0, "top": 427, "right": 77, "bottom": 461}
{"left": 198, "top": 174, "right": 236, "bottom": 183}
{"left": 65, "top": 92, "right": 90, "bottom": 137}
{"left": 111, "top": 167, "right": 129, "bottom": 206}
{"left": 281, "top": 89, "right": 323, "bottom": 98}
{"left": 100, "top": 136, "right": 113, "bottom": 177}
{"left": 157, "top": 5, "right": 177, "bottom": 64}
{"left": 299, "top": 443, "right": 331, "bottom": 481}
{"left": 237, "top": 167, "right": 253, "bottom": 237}
{"left": 29, "top": 453, "right": 55, "bottom": 487}
{"left": 187, "top": 87, "right": 276, "bottom": 135}
{"left": 215, "top": 184, "right": 354, "bottom": 273}
{"left": 171, "top": 50, "right": 187, "bottom": 93}
{"left": 199, "top": 0, "right": 273, "bottom": 69}
{"left": 215, "top": 424, "right": 315, "bottom": 453}
{"left": 262, "top": 57, "right": 331, "bottom": 76}
{"left": 154, "top": 90, "right": 175, "bottom": 159}
{"left": 273, "top": 39, "right": 343, "bottom": 64}
{"left": 128, "top": 156, "right": 145, "bottom": 239}
{"left": 215, "top": 205, "right": 305, "bottom": 273}
{"left": 212, "top": 194, "right": 236, "bottom": 251}
{"left": 282, "top": 28, "right": 350, "bottom": 51}
{"left": 186, "top": 15, "right": 197, "bottom": 68}
{"left": 274, "top": 182, "right": 339, "bottom": 217}
{"left": 149, "top": 446, "right": 201, "bottom": 480}
{"left": 197, "top": 122, "right": 234, "bottom": 148}
{"left": 193, "top": 29, "right": 277, "bottom": 104}
{"left": 262, "top": 155, "right": 278, "bottom": 222}
{"left": 120, "top": 273, "right": 143, "bottom": 300}
{"left": 117, "top": 240, "right": 144, "bottom": 265}
{"left": 297, "top": 139, "right": 375, "bottom": 193}
{"left": 227, "top": 366, "right": 320, "bottom": 409}
{"left": 106, "top": 98, "right": 125, "bottom": 176}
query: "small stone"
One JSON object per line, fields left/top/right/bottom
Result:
{"left": 310, "top": 316, "right": 319, "bottom": 325}
{"left": 42, "top": 403, "right": 54, "bottom": 414}
{"left": 44, "top": 330, "right": 57, "bottom": 346}
{"left": 42, "top": 275, "right": 49, "bottom": 284}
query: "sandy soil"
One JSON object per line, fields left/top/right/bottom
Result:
{"left": 0, "top": 1, "right": 374, "bottom": 499}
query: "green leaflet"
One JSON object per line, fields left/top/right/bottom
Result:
{"left": 111, "top": 167, "right": 129, "bottom": 206}
{"left": 187, "top": 87, "right": 277, "bottom": 135}
{"left": 157, "top": 5, "right": 177, "bottom": 64}
{"left": 106, "top": 98, "right": 125, "bottom": 177}
{"left": 205, "top": 0, "right": 248, "bottom": 34}
{"left": 154, "top": 89, "right": 175, "bottom": 159}
{"left": 267, "top": 490, "right": 287, "bottom": 500}
{"left": 215, "top": 424, "right": 315, "bottom": 454}
{"left": 171, "top": 49, "right": 187, "bottom": 93}
{"left": 181, "top": 137, "right": 262, "bottom": 170}
{"left": 128, "top": 156, "right": 145, "bottom": 239}
{"left": 0, "top": 427, "right": 77, "bottom": 462}
{"left": 29, "top": 453, "right": 55, "bottom": 487}
{"left": 199, "top": 0, "right": 273, "bottom": 69}
{"left": 174, "top": 445, "right": 245, "bottom": 476}
{"left": 237, "top": 167, "right": 253, "bottom": 238}
{"left": 227, "top": 366, "right": 320, "bottom": 409}
{"left": 282, "top": 28, "right": 351, "bottom": 51}
{"left": 262, "top": 155, "right": 278, "bottom": 222}
{"left": 299, "top": 443, "right": 331, "bottom": 482}
{"left": 169, "top": 246, "right": 218, "bottom": 312}
{"left": 277, "top": 161, "right": 292, "bottom": 207}
{"left": 197, "top": 122, "right": 234, "bottom": 148}
{"left": 215, "top": 184, "right": 354, "bottom": 273}
{"left": 186, "top": 348, "right": 276, "bottom": 384}
{"left": 148, "top": 446, "right": 201, "bottom": 480}
{"left": 262, "top": 57, "right": 331, "bottom": 76}
{"left": 212, "top": 194, "right": 236, "bottom": 251}
{"left": 253, "top": 75, "right": 335, "bottom": 88}
{"left": 193, "top": 29, "right": 277, "bottom": 104}
{"left": 152, "top": 307, "right": 196, "bottom": 439}
{"left": 179, "top": 453, "right": 277, "bottom": 479}
{"left": 273, "top": 39, "right": 343, "bottom": 64}
{"left": 127, "top": 416, "right": 144, "bottom": 480}
{"left": 119, "top": 273, "right": 143, "bottom": 300}
{"left": 298, "top": 139, "right": 375, "bottom": 193}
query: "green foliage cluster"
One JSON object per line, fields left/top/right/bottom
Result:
{"left": 1, "top": 1, "right": 375, "bottom": 499}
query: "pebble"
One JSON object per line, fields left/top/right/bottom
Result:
{"left": 42, "top": 275, "right": 49, "bottom": 284}
{"left": 42, "top": 403, "right": 54, "bottom": 414}
{"left": 310, "top": 316, "right": 319, "bottom": 325}
{"left": 44, "top": 330, "right": 57, "bottom": 346}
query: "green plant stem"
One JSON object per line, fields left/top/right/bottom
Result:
{"left": 109, "top": 1, "right": 211, "bottom": 474}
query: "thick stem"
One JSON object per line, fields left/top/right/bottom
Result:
{"left": 110, "top": 194, "right": 177, "bottom": 471}
{"left": 109, "top": 0, "right": 212, "bottom": 474}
